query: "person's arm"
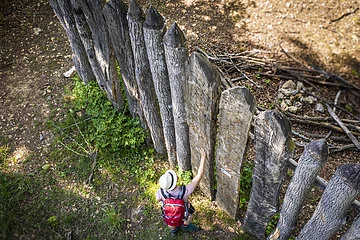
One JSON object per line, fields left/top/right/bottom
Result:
{"left": 190, "top": 149, "right": 206, "bottom": 188}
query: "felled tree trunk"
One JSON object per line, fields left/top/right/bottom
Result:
{"left": 143, "top": 6, "right": 177, "bottom": 166}
{"left": 127, "top": 0, "right": 166, "bottom": 154}
{"left": 297, "top": 163, "right": 360, "bottom": 240}
{"left": 187, "top": 52, "right": 221, "bottom": 199}
{"left": 163, "top": 23, "right": 191, "bottom": 171}
{"left": 102, "top": 0, "right": 145, "bottom": 125}
{"left": 49, "top": 0, "right": 95, "bottom": 83}
{"left": 268, "top": 139, "right": 329, "bottom": 240}
{"left": 243, "top": 110, "right": 292, "bottom": 239}
{"left": 215, "top": 86, "right": 256, "bottom": 218}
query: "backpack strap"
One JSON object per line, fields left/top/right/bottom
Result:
{"left": 177, "top": 185, "right": 186, "bottom": 199}
{"left": 160, "top": 188, "right": 170, "bottom": 199}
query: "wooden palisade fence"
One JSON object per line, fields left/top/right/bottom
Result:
{"left": 50, "top": 0, "right": 360, "bottom": 239}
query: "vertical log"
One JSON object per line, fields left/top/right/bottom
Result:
{"left": 268, "top": 139, "right": 329, "bottom": 240}
{"left": 102, "top": 0, "right": 145, "bottom": 124}
{"left": 297, "top": 163, "right": 360, "bottom": 240}
{"left": 215, "top": 86, "right": 256, "bottom": 217}
{"left": 340, "top": 214, "right": 360, "bottom": 240}
{"left": 187, "top": 52, "right": 221, "bottom": 199}
{"left": 164, "top": 22, "right": 191, "bottom": 171}
{"left": 143, "top": 6, "right": 177, "bottom": 166}
{"left": 127, "top": 0, "right": 166, "bottom": 154}
{"left": 49, "top": 0, "right": 95, "bottom": 83}
{"left": 70, "top": 0, "right": 124, "bottom": 110}
{"left": 243, "top": 110, "right": 292, "bottom": 239}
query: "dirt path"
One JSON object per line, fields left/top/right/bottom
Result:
{"left": 0, "top": 0, "right": 72, "bottom": 162}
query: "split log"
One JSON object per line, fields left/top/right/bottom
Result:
{"left": 49, "top": 0, "right": 95, "bottom": 83}
{"left": 70, "top": 0, "right": 124, "bottom": 110}
{"left": 187, "top": 52, "right": 221, "bottom": 199}
{"left": 268, "top": 139, "right": 329, "bottom": 240}
{"left": 297, "top": 163, "right": 360, "bottom": 240}
{"left": 143, "top": 6, "right": 177, "bottom": 166}
{"left": 340, "top": 214, "right": 360, "bottom": 240}
{"left": 243, "top": 110, "right": 292, "bottom": 239}
{"left": 102, "top": 0, "right": 145, "bottom": 124}
{"left": 164, "top": 23, "right": 191, "bottom": 171}
{"left": 215, "top": 86, "right": 256, "bottom": 218}
{"left": 127, "top": 0, "right": 166, "bottom": 154}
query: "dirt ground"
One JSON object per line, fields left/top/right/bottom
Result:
{"left": 0, "top": 0, "right": 359, "bottom": 239}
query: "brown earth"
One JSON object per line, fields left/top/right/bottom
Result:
{"left": 0, "top": 0, "right": 359, "bottom": 239}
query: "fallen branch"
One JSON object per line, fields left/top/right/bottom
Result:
{"left": 86, "top": 151, "right": 98, "bottom": 184}
{"left": 326, "top": 104, "right": 360, "bottom": 149}
{"left": 330, "top": 7, "right": 359, "bottom": 23}
{"left": 288, "top": 158, "right": 360, "bottom": 209}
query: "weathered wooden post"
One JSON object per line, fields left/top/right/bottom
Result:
{"left": 102, "top": 0, "right": 145, "bottom": 124}
{"left": 70, "top": 0, "right": 124, "bottom": 110}
{"left": 243, "top": 110, "right": 292, "bottom": 239}
{"left": 341, "top": 214, "right": 360, "bottom": 240}
{"left": 127, "top": 0, "right": 166, "bottom": 154}
{"left": 215, "top": 86, "right": 255, "bottom": 217}
{"left": 49, "top": 0, "right": 95, "bottom": 84}
{"left": 268, "top": 139, "right": 329, "bottom": 240}
{"left": 186, "top": 52, "right": 221, "bottom": 199}
{"left": 164, "top": 23, "right": 191, "bottom": 171}
{"left": 297, "top": 163, "right": 360, "bottom": 240}
{"left": 143, "top": 6, "right": 177, "bottom": 166}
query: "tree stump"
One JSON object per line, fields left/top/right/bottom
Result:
{"left": 127, "top": 0, "right": 166, "bottom": 154}
{"left": 243, "top": 110, "right": 292, "bottom": 239}
{"left": 297, "top": 163, "right": 360, "bottom": 240}
{"left": 268, "top": 139, "right": 329, "bottom": 240}
{"left": 143, "top": 6, "right": 177, "bottom": 166}
{"left": 187, "top": 52, "right": 221, "bottom": 199}
{"left": 163, "top": 22, "right": 191, "bottom": 171}
{"left": 215, "top": 86, "right": 256, "bottom": 218}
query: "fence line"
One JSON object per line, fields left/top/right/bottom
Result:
{"left": 51, "top": 0, "right": 360, "bottom": 239}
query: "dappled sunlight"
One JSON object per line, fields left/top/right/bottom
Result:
{"left": 5, "top": 146, "right": 31, "bottom": 172}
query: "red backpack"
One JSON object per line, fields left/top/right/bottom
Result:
{"left": 160, "top": 185, "right": 188, "bottom": 227}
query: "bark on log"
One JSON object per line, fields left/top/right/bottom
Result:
{"left": 49, "top": 0, "right": 95, "bottom": 84}
{"left": 215, "top": 86, "right": 256, "bottom": 218}
{"left": 187, "top": 52, "right": 221, "bottom": 199}
{"left": 340, "top": 214, "right": 360, "bottom": 240}
{"left": 143, "top": 6, "right": 177, "bottom": 166}
{"left": 164, "top": 22, "right": 191, "bottom": 171}
{"left": 243, "top": 110, "right": 292, "bottom": 239}
{"left": 70, "top": 0, "right": 124, "bottom": 110}
{"left": 102, "top": 0, "right": 145, "bottom": 123}
{"left": 127, "top": 0, "right": 166, "bottom": 154}
{"left": 268, "top": 139, "right": 329, "bottom": 240}
{"left": 297, "top": 163, "right": 360, "bottom": 240}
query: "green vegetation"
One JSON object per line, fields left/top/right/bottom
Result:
{"left": 0, "top": 76, "right": 253, "bottom": 239}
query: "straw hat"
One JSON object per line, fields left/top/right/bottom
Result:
{"left": 159, "top": 170, "right": 177, "bottom": 191}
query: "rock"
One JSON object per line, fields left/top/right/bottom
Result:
{"left": 315, "top": 103, "right": 325, "bottom": 113}
{"left": 288, "top": 106, "right": 298, "bottom": 113}
{"left": 302, "top": 96, "right": 317, "bottom": 104}
{"left": 297, "top": 81, "right": 305, "bottom": 92}
{"left": 282, "top": 80, "right": 296, "bottom": 89}
{"left": 63, "top": 66, "right": 76, "bottom": 78}
{"left": 280, "top": 101, "right": 288, "bottom": 111}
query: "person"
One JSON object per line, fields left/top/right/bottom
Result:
{"left": 156, "top": 150, "right": 206, "bottom": 236}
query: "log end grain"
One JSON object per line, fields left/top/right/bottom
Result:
{"left": 306, "top": 139, "right": 329, "bottom": 163}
